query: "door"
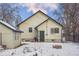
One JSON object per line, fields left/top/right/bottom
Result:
{"left": 0, "top": 33, "right": 2, "bottom": 45}
{"left": 40, "top": 31, "right": 44, "bottom": 42}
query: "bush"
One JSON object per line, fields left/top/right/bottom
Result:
{"left": 53, "top": 44, "right": 62, "bottom": 49}
{"left": 2, "top": 45, "right": 6, "bottom": 49}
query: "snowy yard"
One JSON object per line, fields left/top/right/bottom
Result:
{"left": 0, "top": 42, "right": 79, "bottom": 56}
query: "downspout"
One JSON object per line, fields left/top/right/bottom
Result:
{"left": 45, "top": 18, "right": 49, "bottom": 41}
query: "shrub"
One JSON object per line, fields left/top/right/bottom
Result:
{"left": 2, "top": 45, "right": 6, "bottom": 49}
{"left": 33, "top": 53, "right": 38, "bottom": 56}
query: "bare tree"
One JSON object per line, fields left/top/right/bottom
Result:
{"left": 59, "top": 3, "right": 79, "bottom": 42}
{"left": 0, "top": 3, "right": 21, "bottom": 27}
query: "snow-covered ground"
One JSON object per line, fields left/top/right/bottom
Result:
{"left": 0, "top": 42, "right": 79, "bottom": 56}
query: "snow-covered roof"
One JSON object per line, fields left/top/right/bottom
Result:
{"left": 0, "top": 20, "right": 23, "bottom": 33}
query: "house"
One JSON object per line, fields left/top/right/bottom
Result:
{"left": 18, "top": 10, "right": 63, "bottom": 42}
{"left": 0, "top": 20, "right": 23, "bottom": 48}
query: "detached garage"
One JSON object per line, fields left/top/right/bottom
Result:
{"left": 0, "top": 20, "right": 23, "bottom": 48}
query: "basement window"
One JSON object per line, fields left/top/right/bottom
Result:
{"left": 29, "top": 27, "right": 32, "bottom": 32}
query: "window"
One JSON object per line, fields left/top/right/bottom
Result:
{"left": 51, "top": 28, "right": 59, "bottom": 34}
{"left": 29, "top": 27, "right": 32, "bottom": 32}
{"left": 55, "top": 28, "right": 59, "bottom": 33}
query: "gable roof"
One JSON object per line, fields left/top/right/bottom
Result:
{"left": 35, "top": 18, "right": 48, "bottom": 29}
{"left": 35, "top": 17, "right": 63, "bottom": 29}
{"left": 0, "top": 20, "right": 23, "bottom": 33}
{"left": 17, "top": 10, "right": 63, "bottom": 27}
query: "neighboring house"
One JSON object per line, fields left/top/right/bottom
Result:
{"left": 18, "top": 10, "right": 63, "bottom": 42}
{"left": 0, "top": 20, "right": 23, "bottom": 48}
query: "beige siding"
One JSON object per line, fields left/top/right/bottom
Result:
{"left": 19, "top": 12, "right": 48, "bottom": 41}
{"left": 19, "top": 11, "right": 62, "bottom": 42}
{"left": 13, "top": 32, "right": 21, "bottom": 48}
{"left": 37, "top": 19, "right": 62, "bottom": 42}
{"left": 0, "top": 23, "right": 21, "bottom": 48}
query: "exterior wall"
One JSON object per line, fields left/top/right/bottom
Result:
{"left": 37, "top": 19, "right": 62, "bottom": 42}
{"left": 13, "top": 32, "right": 21, "bottom": 48}
{"left": 19, "top": 12, "right": 48, "bottom": 41}
{"left": 0, "top": 23, "right": 21, "bottom": 48}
